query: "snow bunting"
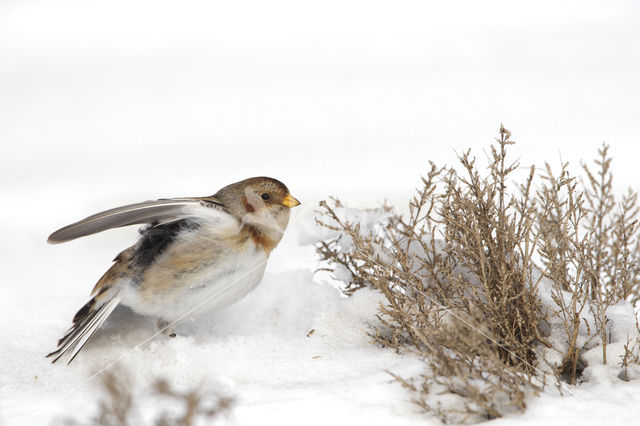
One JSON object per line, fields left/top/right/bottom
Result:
{"left": 46, "top": 176, "right": 300, "bottom": 364}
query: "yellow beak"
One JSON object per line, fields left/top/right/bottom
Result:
{"left": 282, "top": 193, "right": 301, "bottom": 208}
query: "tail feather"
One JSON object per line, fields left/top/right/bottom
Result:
{"left": 54, "top": 298, "right": 97, "bottom": 348}
{"left": 47, "top": 292, "right": 121, "bottom": 364}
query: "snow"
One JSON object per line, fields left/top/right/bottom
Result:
{"left": 0, "top": 211, "right": 426, "bottom": 425}
{"left": 2, "top": 0, "right": 640, "bottom": 424}
{"left": 303, "top": 202, "right": 640, "bottom": 424}
{"left": 3, "top": 207, "right": 640, "bottom": 425}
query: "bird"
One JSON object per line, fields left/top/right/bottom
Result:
{"left": 46, "top": 176, "right": 300, "bottom": 364}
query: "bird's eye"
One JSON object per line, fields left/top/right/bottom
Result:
{"left": 261, "top": 193, "right": 270, "bottom": 201}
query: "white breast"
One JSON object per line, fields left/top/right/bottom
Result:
{"left": 120, "top": 219, "right": 270, "bottom": 323}
{"left": 172, "top": 247, "right": 268, "bottom": 320}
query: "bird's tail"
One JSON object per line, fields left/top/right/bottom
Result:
{"left": 47, "top": 290, "right": 122, "bottom": 364}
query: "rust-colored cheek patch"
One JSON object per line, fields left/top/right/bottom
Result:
{"left": 242, "top": 197, "right": 256, "bottom": 213}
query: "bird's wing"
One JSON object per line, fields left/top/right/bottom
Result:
{"left": 47, "top": 197, "right": 226, "bottom": 244}
{"left": 46, "top": 291, "right": 122, "bottom": 364}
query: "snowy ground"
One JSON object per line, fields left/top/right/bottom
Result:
{"left": 3, "top": 208, "right": 640, "bottom": 425}
{"left": 2, "top": 0, "right": 640, "bottom": 424}
{"left": 0, "top": 206, "right": 427, "bottom": 425}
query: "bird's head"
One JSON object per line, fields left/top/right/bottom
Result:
{"left": 214, "top": 176, "right": 300, "bottom": 239}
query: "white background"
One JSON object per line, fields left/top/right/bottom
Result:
{"left": 2, "top": 0, "right": 639, "bottom": 209}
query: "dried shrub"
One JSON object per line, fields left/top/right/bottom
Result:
{"left": 152, "top": 378, "right": 233, "bottom": 426}
{"left": 63, "top": 369, "right": 233, "bottom": 426}
{"left": 537, "top": 145, "right": 640, "bottom": 382}
{"left": 94, "top": 371, "right": 136, "bottom": 426}
{"left": 315, "top": 198, "right": 398, "bottom": 294}
{"left": 314, "top": 126, "right": 640, "bottom": 422}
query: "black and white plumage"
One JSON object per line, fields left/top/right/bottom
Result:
{"left": 47, "top": 177, "right": 300, "bottom": 364}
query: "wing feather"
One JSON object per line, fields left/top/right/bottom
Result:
{"left": 46, "top": 293, "right": 122, "bottom": 364}
{"left": 48, "top": 197, "right": 225, "bottom": 244}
